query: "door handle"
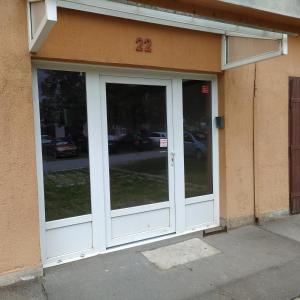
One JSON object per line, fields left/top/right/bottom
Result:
{"left": 171, "top": 151, "right": 175, "bottom": 166}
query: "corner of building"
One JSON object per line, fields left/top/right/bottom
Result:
{"left": 0, "top": 0, "right": 43, "bottom": 285}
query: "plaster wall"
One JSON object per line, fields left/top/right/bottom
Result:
{"left": 223, "top": 36, "right": 300, "bottom": 224}
{"left": 222, "top": 65, "right": 255, "bottom": 225}
{"left": 253, "top": 37, "right": 300, "bottom": 216}
{"left": 0, "top": 0, "right": 299, "bottom": 280}
{"left": 0, "top": 0, "right": 41, "bottom": 278}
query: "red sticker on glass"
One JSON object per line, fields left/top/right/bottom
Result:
{"left": 160, "top": 139, "right": 168, "bottom": 148}
{"left": 201, "top": 85, "right": 209, "bottom": 94}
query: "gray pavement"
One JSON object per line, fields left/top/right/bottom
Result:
{"left": 260, "top": 214, "right": 300, "bottom": 243}
{"left": 0, "top": 280, "right": 46, "bottom": 300}
{"left": 1, "top": 215, "right": 300, "bottom": 300}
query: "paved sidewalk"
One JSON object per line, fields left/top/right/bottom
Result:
{"left": 1, "top": 215, "right": 300, "bottom": 300}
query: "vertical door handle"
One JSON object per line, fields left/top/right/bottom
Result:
{"left": 171, "top": 151, "right": 175, "bottom": 166}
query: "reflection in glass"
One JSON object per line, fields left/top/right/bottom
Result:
{"left": 106, "top": 83, "right": 169, "bottom": 210}
{"left": 37, "top": 70, "right": 91, "bottom": 221}
{"left": 183, "top": 80, "right": 213, "bottom": 198}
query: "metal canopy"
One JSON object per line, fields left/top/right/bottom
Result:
{"left": 57, "top": 0, "right": 285, "bottom": 39}
{"left": 27, "top": 0, "right": 57, "bottom": 52}
{"left": 27, "top": 0, "right": 288, "bottom": 69}
{"left": 221, "top": 0, "right": 300, "bottom": 19}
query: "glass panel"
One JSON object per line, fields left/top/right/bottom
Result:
{"left": 37, "top": 70, "right": 91, "bottom": 221}
{"left": 183, "top": 80, "right": 213, "bottom": 198}
{"left": 106, "top": 83, "right": 169, "bottom": 210}
{"left": 227, "top": 36, "right": 281, "bottom": 64}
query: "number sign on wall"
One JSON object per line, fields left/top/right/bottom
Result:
{"left": 136, "top": 37, "right": 152, "bottom": 53}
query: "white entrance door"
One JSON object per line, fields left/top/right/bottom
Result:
{"left": 100, "top": 76, "right": 176, "bottom": 247}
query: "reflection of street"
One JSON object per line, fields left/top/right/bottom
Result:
{"left": 44, "top": 158, "right": 89, "bottom": 173}
{"left": 44, "top": 150, "right": 167, "bottom": 172}
{"left": 110, "top": 150, "right": 166, "bottom": 166}
{"left": 43, "top": 150, "right": 208, "bottom": 217}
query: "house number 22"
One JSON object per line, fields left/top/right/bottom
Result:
{"left": 136, "top": 37, "right": 152, "bottom": 53}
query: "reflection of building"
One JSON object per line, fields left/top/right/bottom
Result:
{"left": 2, "top": 0, "right": 300, "bottom": 286}
{"left": 54, "top": 124, "right": 65, "bottom": 138}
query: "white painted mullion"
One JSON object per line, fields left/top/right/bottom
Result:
{"left": 99, "top": 76, "right": 112, "bottom": 247}
{"left": 46, "top": 214, "right": 92, "bottom": 230}
{"left": 211, "top": 77, "right": 220, "bottom": 226}
{"left": 166, "top": 81, "right": 176, "bottom": 233}
{"left": 221, "top": 35, "right": 227, "bottom": 68}
{"left": 32, "top": 67, "right": 47, "bottom": 265}
{"left": 86, "top": 71, "right": 106, "bottom": 252}
{"left": 282, "top": 34, "right": 288, "bottom": 55}
{"left": 171, "top": 79, "right": 185, "bottom": 233}
{"left": 185, "top": 194, "right": 214, "bottom": 205}
{"left": 111, "top": 201, "right": 170, "bottom": 217}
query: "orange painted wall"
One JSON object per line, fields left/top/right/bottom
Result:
{"left": 33, "top": 8, "right": 221, "bottom": 73}
{"left": 223, "top": 36, "right": 300, "bottom": 223}
{"left": 253, "top": 38, "right": 299, "bottom": 217}
{"left": 0, "top": 1, "right": 41, "bottom": 276}
{"left": 222, "top": 65, "right": 256, "bottom": 225}
{"left": 1, "top": 0, "right": 300, "bottom": 280}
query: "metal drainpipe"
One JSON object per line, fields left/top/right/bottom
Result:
{"left": 253, "top": 63, "right": 259, "bottom": 224}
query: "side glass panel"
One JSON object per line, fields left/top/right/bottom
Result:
{"left": 183, "top": 80, "right": 213, "bottom": 198}
{"left": 106, "top": 83, "right": 169, "bottom": 210}
{"left": 37, "top": 70, "right": 91, "bottom": 221}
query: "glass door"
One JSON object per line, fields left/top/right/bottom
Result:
{"left": 100, "top": 77, "right": 175, "bottom": 247}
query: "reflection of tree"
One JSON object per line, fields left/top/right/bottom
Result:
{"left": 183, "top": 80, "right": 211, "bottom": 135}
{"left": 106, "top": 84, "right": 167, "bottom": 134}
{"left": 183, "top": 80, "right": 213, "bottom": 193}
{"left": 38, "top": 70, "right": 87, "bottom": 139}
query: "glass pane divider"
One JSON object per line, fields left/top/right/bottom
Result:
{"left": 110, "top": 201, "right": 171, "bottom": 218}
{"left": 45, "top": 214, "right": 92, "bottom": 230}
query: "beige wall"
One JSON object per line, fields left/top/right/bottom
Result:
{"left": 0, "top": 1, "right": 41, "bottom": 277}
{"left": 253, "top": 37, "right": 299, "bottom": 216}
{"left": 1, "top": 0, "right": 300, "bottom": 279}
{"left": 222, "top": 65, "right": 256, "bottom": 225}
{"left": 223, "top": 36, "right": 300, "bottom": 224}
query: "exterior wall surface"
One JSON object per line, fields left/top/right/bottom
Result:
{"left": 0, "top": 0, "right": 299, "bottom": 282}
{"left": 222, "top": 65, "right": 256, "bottom": 227}
{"left": 33, "top": 8, "right": 221, "bottom": 73}
{"left": 223, "top": 36, "right": 300, "bottom": 226}
{"left": 0, "top": 0, "right": 41, "bottom": 283}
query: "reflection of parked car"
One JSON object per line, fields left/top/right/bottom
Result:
{"left": 184, "top": 131, "right": 207, "bottom": 159}
{"left": 41, "top": 135, "right": 52, "bottom": 154}
{"left": 109, "top": 133, "right": 153, "bottom": 153}
{"left": 48, "top": 138, "right": 78, "bottom": 158}
{"left": 41, "top": 135, "right": 52, "bottom": 145}
{"left": 148, "top": 132, "right": 167, "bottom": 147}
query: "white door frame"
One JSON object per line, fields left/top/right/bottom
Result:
{"left": 99, "top": 76, "right": 176, "bottom": 247}
{"left": 32, "top": 60, "right": 219, "bottom": 267}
